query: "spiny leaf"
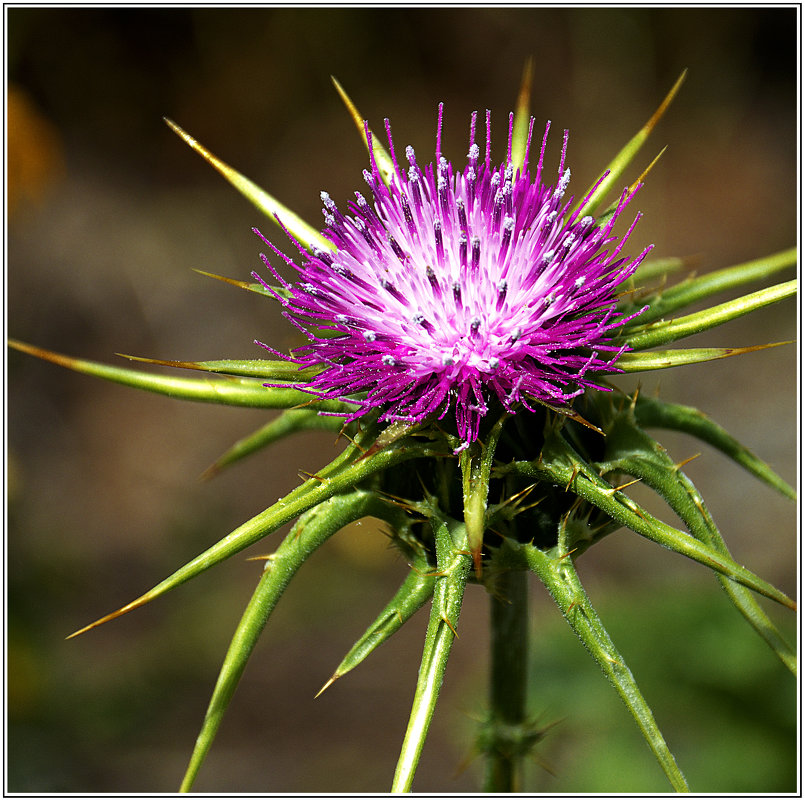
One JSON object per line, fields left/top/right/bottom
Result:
{"left": 595, "top": 145, "right": 666, "bottom": 228}
{"left": 202, "top": 409, "right": 345, "bottom": 480}
{"left": 614, "top": 342, "right": 790, "bottom": 372}
{"left": 66, "top": 427, "right": 431, "bottom": 639}
{"left": 192, "top": 268, "right": 284, "bottom": 300}
{"left": 627, "top": 255, "right": 691, "bottom": 288}
{"left": 634, "top": 394, "right": 797, "bottom": 500}
{"left": 632, "top": 394, "right": 795, "bottom": 499}
{"left": 331, "top": 76, "right": 396, "bottom": 187}
{"left": 522, "top": 543, "right": 689, "bottom": 792}
{"left": 9, "top": 340, "right": 346, "bottom": 412}
{"left": 509, "top": 433, "right": 795, "bottom": 610}
{"left": 622, "top": 279, "right": 797, "bottom": 350}
{"left": 164, "top": 118, "right": 331, "bottom": 253}
{"left": 358, "top": 420, "right": 423, "bottom": 462}
{"left": 572, "top": 69, "right": 686, "bottom": 219}
{"left": 460, "top": 413, "right": 510, "bottom": 576}
{"left": 116, "top": 353, "right": 321, "bottom": 381}
{"left": 629, "top": 247, "right": 797, "bottom": 326}
{"left": 510, "top": 57, "right": 534, "bottom": 172}
{"left": 535, "top": 397, "right": 604, "bottom": 435}
{"left": 317, "top": 550, "right": 435, "bottom": 696}
{"left": 598, "top": 415, "right": 795, "bottom": 673}
{"left": 180, "top": 488, "right": 393, "bottom": 792}
{"left": 391, "top": 512, "right": 471, "bottom": 793}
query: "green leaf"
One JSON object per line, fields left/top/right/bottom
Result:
{"left": 331, "top": 76, "right": 396, "bottom": 187}
{"left": 202, "top": 409, "right": 345, "bottom": 480}
{"left": 522, "top": 542, "right": 689, "bottom": 792}
{"left": 460, "top": 413, "right": 510, "bottom": 575}
{"left": 627, "top": 256, "right": 689, "bottom": 287}
{"left": 572, "top": 70, "right": 686, "bottom": 220}
{"left": 626, "top": 248, "right": 797, "bottom": 326}
{"left": 116, "top": 353, "right": 322, "bottom": 381}
{"left": 594, "top": 146, "right": 667, "bottom": 230}
{"left": 510, "top": 57, "right": 534, "bottom": 172}
{"left": 623, "top": 280, "right": 797, "bottom": 350}
{"left": 66, "top": 424, "right": 433, "bottom": 639}
{"left": 9, "top": 340, "right": 347, "bottom": 412}
{"left": 391, "top": 510, "right": 471, "bottom": 793}
{"left": 598, "top": 415, "right": 795, "bottom": 673}
{"left": 632, "top": 394, "right": 795, "bottom": 499}
{"left": 508, "top": 431, "right": 795, "bottom": 610}
{"left": 318, "top": 550, "right": 436, "bottom": 695}
{"left": 179, "top": 488, "right": 394, "bottom": 792}
{"left": 192, "top": 268, "right": 284, "bottom": 300}
{"left": 613, "top": 342, "right": 789, "bottom": 372}
{"left": 164, "top": 118, "right": 332, "bottom": 253}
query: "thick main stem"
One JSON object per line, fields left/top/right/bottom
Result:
{"left": 484, "top": 568, "right": 529, "bottom": 792}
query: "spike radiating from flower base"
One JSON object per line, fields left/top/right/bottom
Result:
{"left": 391, "top": 510, "right": 472, "bottom": 793}
{"left": 632, "top": 393, "right": 795, "bottom": 499}
{"left": 164, "top": 117, "right": 332, "bottom": 253}
{"left": 593, "top": 406, "right": 796, "bottom": 673}
{"left": 179, "top": 488, "right": 398, "bottom": 793}
{"left": 570, "top": 68, "right": 687, "bottom": 220}
{"left": 522, "top": 542, "right": 690, "bottom": 792}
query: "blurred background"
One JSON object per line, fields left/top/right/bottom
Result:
{"left": 7, "top": 6, "right": 797, "bottom": 793}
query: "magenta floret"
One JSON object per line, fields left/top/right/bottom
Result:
{"left": 256, "top": 107, "right": 650, "bottom": 447}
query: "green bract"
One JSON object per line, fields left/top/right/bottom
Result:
{"left": 9, "top": 67, "right": 795, "bottom": 793}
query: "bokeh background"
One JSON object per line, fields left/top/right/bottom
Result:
{"left": 7, "top": 6, "right": 797, "bottom": 794}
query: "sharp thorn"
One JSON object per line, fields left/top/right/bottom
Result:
{"left": 65, "top": 595, "right": 152, "bottom": 640}
{"left": 442, "top": 615, "right": 459, "bottom": 639}
{"left": 612, "top": 476, "right": 642, "bottom": 492}
{"left": 244, "top": 553, "right": 277, "bottom": 563}
{"left": 675, "top": 453, "right": 701, "bottom": 470}
{"left": 315, "top": 673, "right": 340, "bottom": 699}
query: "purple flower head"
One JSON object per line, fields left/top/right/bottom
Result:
{"left": 257, "top": 106, "right": 651, "bottom": 449}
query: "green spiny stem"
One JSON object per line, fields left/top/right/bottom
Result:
{"left": 614, "top": 343, "right": 788, "bottom": 373}
{"left": 461, "top": 443, "right": 487, "bottom": 576}
{"left": 572, "top": 69, "right": 686, "bottom": 220}
{"left": 632, "top": 394, "right": 795, "bottom": 499}
{"left": 595, "top": 419, "right": 795, "bottom": 674}
{"left": 180, "top": 488, "right": 392, "bottom": 792}
{"left": 391, "top": 513, "right": 471, "bottom": 793}
{"left": 165, "top": 117, "right": 332, "bottom": 252}
{"left": 510, "top": 57, "right": 533, "bottom": 171}
{"left": 116, "top": 354, "right": 323, "bottom": 380}
{"left": 505, "top": 432, "right": 794, "bottom": 610}
{"left": 523, "top": 544, "right": 689, "bottom": 792}
{"left": 483, "top": 567, "right": 529, "bottom": 792}
{"left": 627, "top": 256, "right": 688, "bottom": 286}
{"left": 331, "top": 76, "right": 396, "bottom": 187}
{"left": 460, "top": 414, "right": 509, "bottom": 575}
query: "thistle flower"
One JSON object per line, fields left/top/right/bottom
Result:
{"left": 9, "top": 68, "right": 796, "bottom": 794}
{"left": 257, "top": 108, "right": 649, "bottom": 449}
